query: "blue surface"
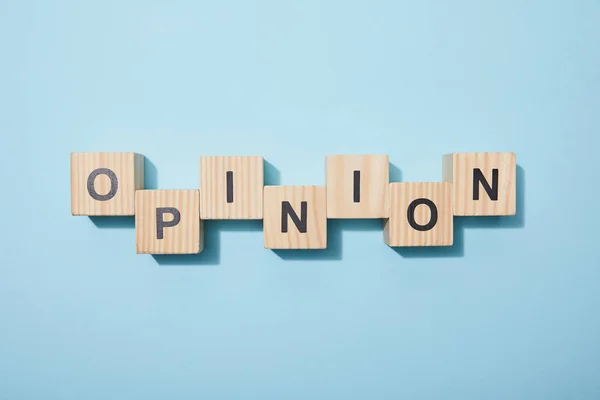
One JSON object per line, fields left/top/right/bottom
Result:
{"left": 1, "top": 1, "right": 599, "bottom": 398}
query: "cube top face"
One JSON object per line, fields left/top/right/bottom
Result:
{"left": 443, "top": 152, "right": 516, "bottom": 216}
{"left": 135, "top": 190, "right": 202, "bottom": 254}
{"left": 71, "top": 152, "right": 144, "bottom": 216}
{"left": 200, "top": 156, "right": 264, "bottom": 220}
{"left": 263, "top": 186, "right": 327, "bottom": 249}
{"left": 384, "top": 182, "right": 453, "bottom": 247}
{"left": 326, "top": 155, "right": 389, "bottom": 219}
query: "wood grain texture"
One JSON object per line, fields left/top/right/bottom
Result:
{"left": 71, "top": 152, "right": 144, "bottom": 216}
{"left": 264, "top": 186, "right": 327, "bottom": 249}
{"left": 443, "top": 152, "right": 516, "bottom": 216}
{"left": 326, "top": 154, "right": 389, "bottom": 218}
{"left": 384, "top": 182, "right": 453, "bottom": 247}
{"left": 200, "top": 156, "right": 264, "bottom": 220}
{"left": 135, "top": 190, "right": 202, "bottom": 254}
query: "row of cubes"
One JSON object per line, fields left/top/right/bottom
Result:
{"left": 70, "top": 153, "right": 516, "bottom": 253}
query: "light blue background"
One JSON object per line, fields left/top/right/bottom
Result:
{"left": 1, "top": 0, "right": 599, "bottom": 398}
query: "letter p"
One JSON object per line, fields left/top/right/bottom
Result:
{"left": 156, "top": 207, "right": 181, "bottom": 240}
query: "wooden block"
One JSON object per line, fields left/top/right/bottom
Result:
{"left": 263, "top": 186, "right": 327, "bottom": 249}
{"left": 384, "top": 182, "right": 453, "bottom": 247}
{"left": 443, "top": 152, "right": 516, "bottom": 216}
{"left": 135, "top": 190, "right": 203, "bottom": 254}
{"left": 71, "top": 152, "right": 144, "bottom": 216}
{"left": 200, "top": 156, "right": 264, "bottom": 220}
{"left": 326, "top": 154, "right": 389, "bottom": 219}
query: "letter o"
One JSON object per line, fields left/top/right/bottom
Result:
{"left": 87, "top": 168, "right": 119, "bottom": 201}
{"left": 407, "top": 198, "right": 438, "bottom": 231}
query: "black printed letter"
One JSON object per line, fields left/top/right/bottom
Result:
{"left": 473, "top": 168, "right": 498, "bottom": 201}
{"left": 87, "top": 168, "right": 118, "bottom": 201}
{"left": 353, "top": 170, "right": 360, "bottom": 203}
{"left": 281, "top": 201, "right": 307, "bottom": 233}
{"left": 407, "top": 198, "right": 438, "bottom": 231}
{"left": 156, "top": 207, "right": 181, "bottom": 239}
{"left": 226, "top": 171, "right": 234, "bottom": 203}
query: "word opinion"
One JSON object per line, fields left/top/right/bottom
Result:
{"left": 70, "top": 153, "right": 517, "bottom": 254}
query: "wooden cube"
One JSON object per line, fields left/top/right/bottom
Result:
{"left": 264, "top": 186, "right": 327, "bottom": 249}
{"left": 200, "top": 156, "right": 264, "bottom": 220}
{"left": 326, "top": 154, "right": 389, "bottom": 219}
{"left": 71, "top": 152, "right": 144, "bottom": 216}
{"left": 443, "top": 152, "right": 516, "bottom": 216}
{"left": 135, "top": 190, "right": 203, "bottom": 254}
{"left": 384, "top": 182, "right": 453, "bottom": 247}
